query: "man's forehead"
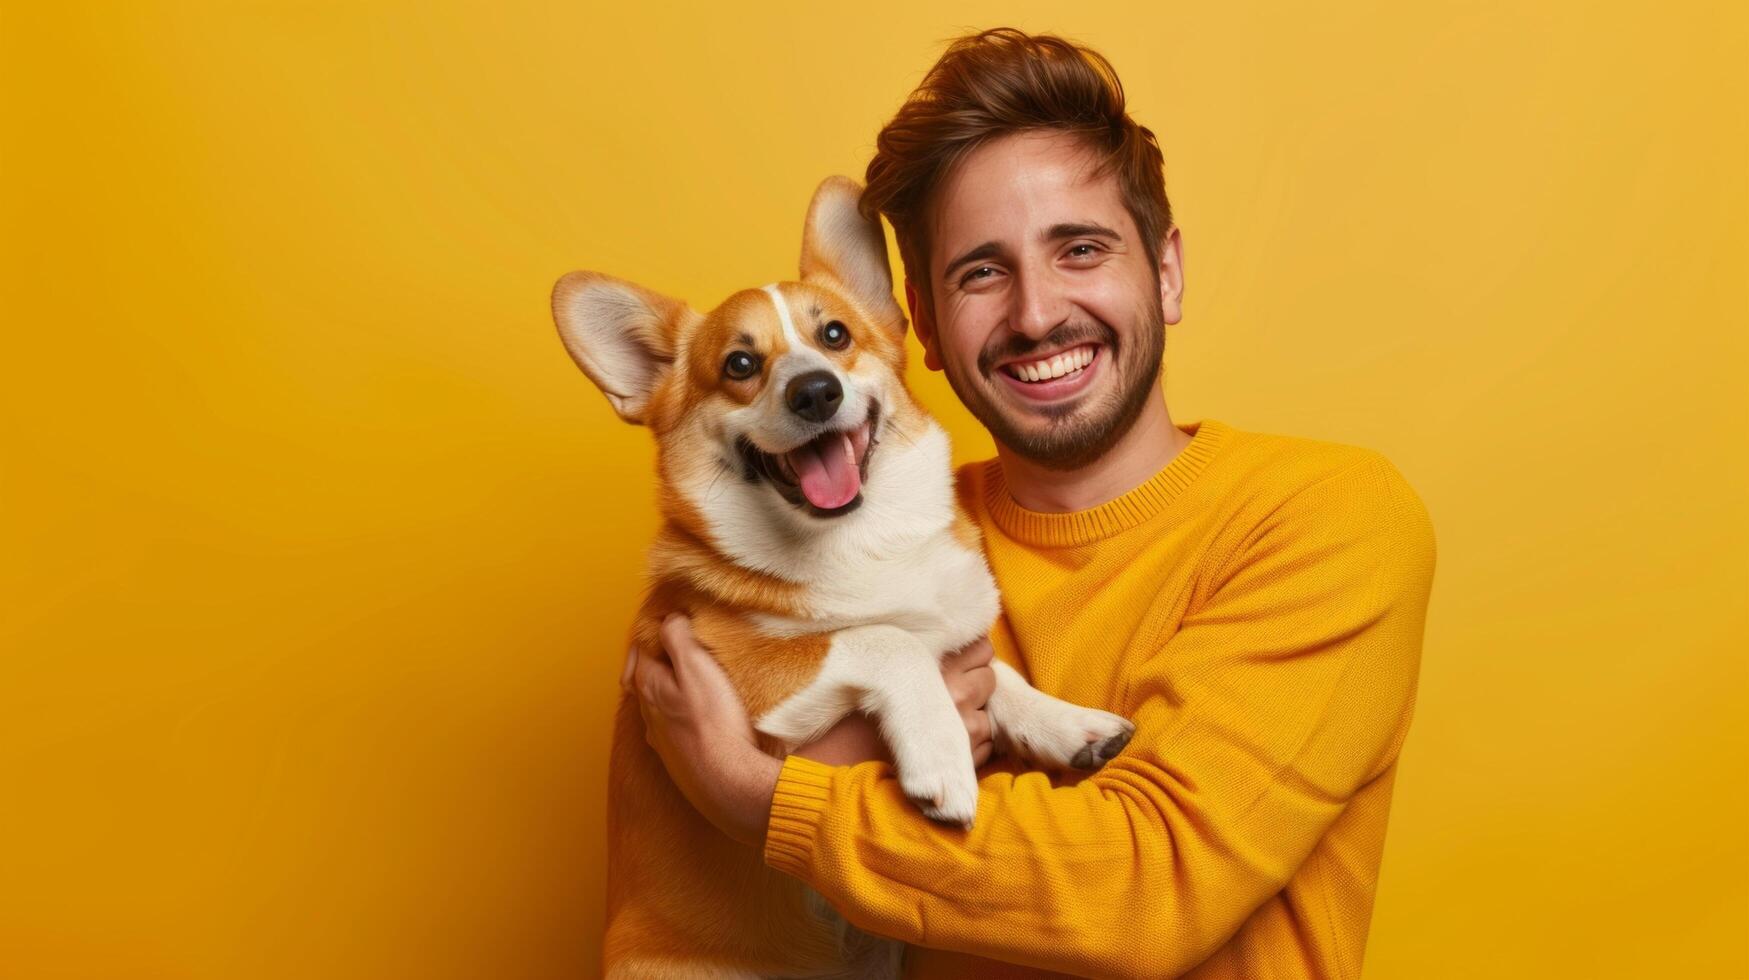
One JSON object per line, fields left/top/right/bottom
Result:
{"left": 927, "top": 131, "right": 1131, "bottom": 271}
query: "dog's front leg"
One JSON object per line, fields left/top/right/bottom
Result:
{"left": 986, "top": 660, "right": 1137, "bottom": 771}
{"left": 754, "top": 625, "right": 980, "bottom": 827}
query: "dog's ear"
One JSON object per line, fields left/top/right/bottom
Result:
{"left": 551, "top": 271, "right": 694, "bottom": 424}
{"left": 799, "top": 176, "right": 905, "bottom": 333}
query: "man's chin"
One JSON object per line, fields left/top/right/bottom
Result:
{"left": 990, "top": 401, "right": 1101, "bottom": 439}
{"left": 978, "top": 403, "right": 1129, "bottom": 471}
{"left": 972, "top": 370, "right": 1159, "bottom": 472}
{"left": 946, "top": 364, "right": 1139, "bottom": 470}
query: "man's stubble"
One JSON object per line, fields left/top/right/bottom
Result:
{"left": 943, "top": 289, "right": 1166, "bottom": 473}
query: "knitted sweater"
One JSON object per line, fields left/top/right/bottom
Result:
{"left": 763, "top": 418, "right": 1438, "bottom": 979}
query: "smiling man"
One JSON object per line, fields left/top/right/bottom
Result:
{"left": 628, "top": 27, "right": 1437, "bottom": 979}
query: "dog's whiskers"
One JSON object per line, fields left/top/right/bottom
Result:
{"left": 704, "top": 459, "right": 733, "bottom": 499}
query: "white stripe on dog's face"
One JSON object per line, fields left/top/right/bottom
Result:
{"left": 760, "top": 283, "right": 803, "bottom": 348}
{"left": 732, "top": 283, "right": 850, "bottom": 455}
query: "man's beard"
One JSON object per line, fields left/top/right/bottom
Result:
{"left": 943, "top": 295, "right": 1165, "bottom": 473}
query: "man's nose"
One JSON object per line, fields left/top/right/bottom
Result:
{"left": 1010, "top": 264, "right": 1069, "bottom": 340}
{"left": 785, "top": 370, "right": 842, "bottom": 422}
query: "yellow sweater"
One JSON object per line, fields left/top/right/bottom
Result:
{"left": 762, "top": 418, "right": 1438, "bottom": 979}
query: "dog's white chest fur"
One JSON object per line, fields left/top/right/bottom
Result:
{"left": 754, "top": 531, "right": 998, "bottom": 653}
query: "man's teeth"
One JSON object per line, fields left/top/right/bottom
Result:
{"left": 1010, "top": 346, "right": 1094, "bottom": 382}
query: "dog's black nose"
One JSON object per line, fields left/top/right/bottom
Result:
{"left": 785, "top": 370, "right": 843, "bottom": 422}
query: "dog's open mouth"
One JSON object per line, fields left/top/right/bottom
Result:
{"left": 738, "top": 404, "right": 880, "bottom": 518}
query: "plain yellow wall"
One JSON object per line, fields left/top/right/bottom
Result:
{"left": 3, "top": 2, "right": 1744, "bottom": 977}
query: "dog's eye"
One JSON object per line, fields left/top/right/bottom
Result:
{"left": 819, "top": 320, "right": 851, "bottom": 351}
{"left": 723, "top": 350, "right": 760, "bottom": 380}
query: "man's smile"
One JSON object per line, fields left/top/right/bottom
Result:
{"left": 997, "top": 342, "right": 1097, "bottom": 382}
{"left": 993, "top": 343, "right": 1105, "bottom": 405}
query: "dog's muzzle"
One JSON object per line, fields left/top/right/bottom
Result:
{"left": 737, "top": 403, "right": 880, "bottom": 518}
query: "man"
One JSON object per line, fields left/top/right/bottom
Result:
{"left": 626, "top": 27, "right": 1436, "bottom": 979}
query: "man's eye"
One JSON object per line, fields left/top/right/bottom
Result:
{"left": 1068, "top": 243, "right": 1099, "bottom": 258}
{"left": 963, "top": 266, "right": 996, "bottom": 284}
{"left": 819, "top": 320, "right": 851, "bottom": 351}
{"left": 723, "top": 350, "right": 760, "bottom": 380}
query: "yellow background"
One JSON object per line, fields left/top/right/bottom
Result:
{"left": 3, "top": 2, "right": 1744, "bottom": 977}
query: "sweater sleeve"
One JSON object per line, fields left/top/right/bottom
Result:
{"left": 761, "top": 456, "right": 1437, "bottom": 978}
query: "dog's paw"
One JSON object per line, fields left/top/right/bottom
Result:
{"left": 1069, "top": 723, "right": 1135, "bottom": 770}
{"left": 898, "top": 757, "right": 979, "bottom": 828}
{"left": 1000, "top": 698, "right": 1137, "bottom": 772}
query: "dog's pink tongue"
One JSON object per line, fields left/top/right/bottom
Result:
{"left": 788, "top": 432, "right": 861, "bottom": 510}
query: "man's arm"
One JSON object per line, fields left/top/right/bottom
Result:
{"left": 639, "top": 456, "right": 1436, "bottom": 977}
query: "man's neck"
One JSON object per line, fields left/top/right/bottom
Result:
{"left": 994, "top": 387, "right": 1193, "bottom": 514}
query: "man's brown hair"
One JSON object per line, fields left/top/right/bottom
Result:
{"left": 860, "top": 27, "right": 1173, "bottom": 318}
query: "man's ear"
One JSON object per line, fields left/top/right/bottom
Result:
{"left": 904, "top": 279, "right": 943, "bottom": 372}
{"left": 798, "top": 176, "right": 905, "bottom": 332}
{"left": 1158, "top": 226, "right": 1185, "bottom": 326}
{"left": 550, "top": 270, "right": 694, "bottom": 424}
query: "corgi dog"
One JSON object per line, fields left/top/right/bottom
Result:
{"left": 552, "top": 176, "right": 1136, "bottom": 979}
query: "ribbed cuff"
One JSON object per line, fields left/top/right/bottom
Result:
{"left": 763, "top": 755, "right": 834, "bottom": 878}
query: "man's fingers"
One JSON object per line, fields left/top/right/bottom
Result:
{"left": 968, "top": 706, "right": 994, "bottom": 767}
{"left": 971, "top": 738, "right": 995, "bottom": 768}
{"left": 949, "top": 663, "right": 997, "bottom": 710}
{"left": 972, "top": 662, "right": 997, "bottom": 705}
{"left": 942, "top": 635, "right": 995, "bottom": 674}
{"left": 632, "top": 643, "right": 678, "bottom": 708}
{"left": 966, "top": 706, "right": 992, "bottom": 748}
{"left": 660, "top": 613, "right": 705, "bottom": 681}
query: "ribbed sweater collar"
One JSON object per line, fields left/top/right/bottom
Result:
{"left": 982, "top": 418, "right": 1231, "bottom": 548}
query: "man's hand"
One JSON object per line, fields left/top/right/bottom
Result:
{"left": 626, "top": 614, "right": 781, "bottom": 848}
{"left": 795, "top": 636, "right": 998, "bottom": 768}
{"left": 630, "top": 617, "right": 1002, "bottom": 843}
